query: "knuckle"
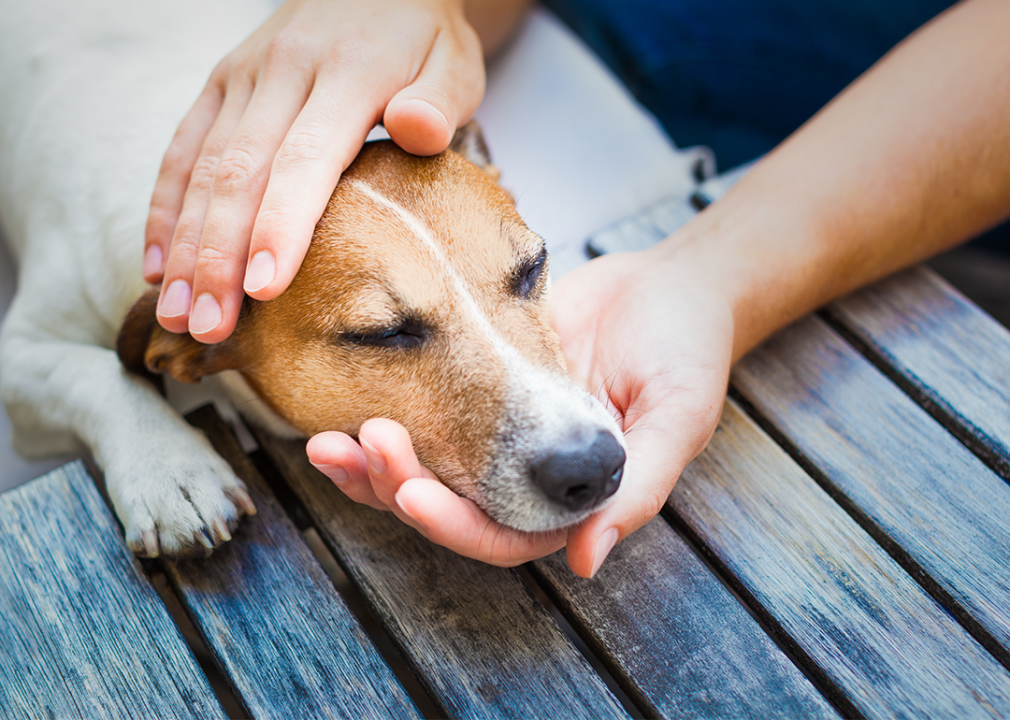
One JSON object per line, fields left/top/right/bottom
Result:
{"left": 265, "top": 30, "right": 312, "bottom": 68}
{"left": 188, "top": 155, "right": 220, "bottom": 192}
{"left": 145, "top": 206, "right": 176, "bottom": 242}
{"left": 248, "top": 204, "right": 288, "bottom": 240}
{"left": 645, "top": 482, "right": 673, "bottom": 520}
{"left": 210, "top": 55, "right": 238, "bottom": 87}
{"left": 213, "top": 144, "right": 261, "bottom": 194}
{"left": 161, "top": 139, "right": 190, "bottom": 175}
{"left": 196, "top": 243, "right": 231, "bottom": 266}
{"left": 276, "top": 125, "right": 327, "bottom": 165}
{"left": 169, "top": 225, "right": 202, "bottom": 258}
{"left": 193, "top": 245, "right": 235, "bottom": 280}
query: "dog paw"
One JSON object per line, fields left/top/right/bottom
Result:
{"left": 105, "top": 432, "right": 257, "bottom": 559}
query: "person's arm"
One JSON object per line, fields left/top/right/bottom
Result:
{"left": 144, "top": 0, "right": 532, "bottom": 344}
{"left": 679, "top": 0, "right": 1010, "bottom": 363}
{"left": 310, "top": 0, "right": 1010, "bottom": 578}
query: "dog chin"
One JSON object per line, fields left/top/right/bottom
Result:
{"left": 476, "top": 483, "right": 616, "bottom": 534}
{"left": 474, "top": 463, "right": 616, "bottom": 533}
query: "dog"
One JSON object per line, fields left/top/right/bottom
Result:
{"left": 0, "top": 0, "right": 625, "bottom": 559}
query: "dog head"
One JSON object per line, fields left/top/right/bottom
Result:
{"left": 118, "top": 124, "right": 625, "bottom": 532}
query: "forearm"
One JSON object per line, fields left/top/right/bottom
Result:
{"left": 653, "top": 0, "right": 1010, "bottom": 362}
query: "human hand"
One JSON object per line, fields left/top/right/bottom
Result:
{"left": 548, "top": 248, "right": 733, "bottom": 576}
{"left": 306, "top": 419, "right": 569, "bottom": 566}
{"left": 307, "top": 244, "right": 734, "bottom": 577}
{"left": 145, "top": 0, "right": 485, "bottom": 343}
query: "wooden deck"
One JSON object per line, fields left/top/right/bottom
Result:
{"left": 2, "top": 194, "right": 1010, "bottom": 718}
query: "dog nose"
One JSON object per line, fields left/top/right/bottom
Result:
{"left": 533, "top": 430, "right": 626, "bottom": 512}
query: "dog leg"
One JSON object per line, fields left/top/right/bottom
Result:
{"left": 0, "top": 321, "right": 256, "bottom": 557}
{"left": 0, "top": 0, "right": 272, "bottom": 555}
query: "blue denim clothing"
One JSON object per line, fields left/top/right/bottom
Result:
{"left": 544, "top": 0, "right": 1009, "bottom": 252}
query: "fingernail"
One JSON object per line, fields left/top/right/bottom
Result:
{"left": 244, "top": 251, "right": 276, "bottom": 293}
{"left": 415, "top": 98, "right": 449, "bottom": 132}
{"left": 394, "top": 489, "right": 415, "bottom": 520}
{"left": 159, "top": 279, "right": 191, "bottom": 318}
{"left": 189, "top": 293, "right": 222, "bottom": 335}
{"left": 359, "top": 437, "right": 387, "bottom": 475}
{"left": 310, "top": 462, "right": 348, "bottom": 485}
{"left": 394, "top": 484, "right": 428, "bottom": 533}
{"left": 143, "top": 245, "right": 163, "bottom": 278}
{"left": 590, "top": 527, "right": 619, "bottom": 579}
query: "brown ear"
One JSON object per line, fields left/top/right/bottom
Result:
{"left": 449, "top": 120, "right": 501, "bottom": 182}
{"left": 116, "top": 288, "right": 244, "bottom": 385}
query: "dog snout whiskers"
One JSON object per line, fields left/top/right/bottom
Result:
{"left": 532, "top": 430, "right": 625, "bottom": 512}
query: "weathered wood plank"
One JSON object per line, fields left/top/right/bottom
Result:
{"left": 0, "top": 461, "right": 225, "bottom": 720}
{"left": 732, "top": 316, "right": 1010, "bottom": 664}
{"left": 826, "top": 266, "right": 1010, "bottom": 481}
{"left": 531, "top": 516, "right": 840, "bottom": 719}
{"left": 670, "top": 400, "right": 1010, "bottom": 719}
{"left": 254, "top": 429, "right": 630, "bottom": 720}
{"left": 168, "top": 406, "right": 421, "bottom": 720}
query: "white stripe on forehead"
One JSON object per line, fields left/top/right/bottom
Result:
{"left": 349, "top": 178, "right": 512, "bottom": 355}
{"left": 348, "top": 180, "right": 622, "bottom": 455}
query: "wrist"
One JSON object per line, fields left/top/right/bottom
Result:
{"left": 645, "top": 177, "right": 828, "bottom": 363}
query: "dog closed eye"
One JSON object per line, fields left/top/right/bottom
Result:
{"left": 339, "top": 317, "right": 429, "bottom": 349}
{"left": 510, "top": 245, "right": 548, "bottom": 300}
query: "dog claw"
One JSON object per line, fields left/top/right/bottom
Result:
{"left": 212, "top": 517, "right": 232, "bottom": 543}
{"left": 141, "top": 530, "right": 159, "bottom": 558}
{"left": 198, "top": 529, "right": 215, "bottom": 550}
{"left": 233, "top": 487, "right": 257, "bottom": 516}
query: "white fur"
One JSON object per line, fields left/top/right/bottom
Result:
{"left": 0, "top": 0, "right": 275, "bottom": 555}
{"left": 0, "top": 0, "right": 624, "bottom": 552}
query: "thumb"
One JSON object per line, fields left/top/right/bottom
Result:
{"left": 384, "top": 22, "right": 485, "bottom": 155}
{"left": 565, "top": 420, "right": 705, "bottom": 578}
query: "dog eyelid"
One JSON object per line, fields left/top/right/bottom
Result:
{"left": 338, "top": 317, "right": 429, "bottom": 349}
{"left": 510, "top": 246, "right": 549, "bottom": 299}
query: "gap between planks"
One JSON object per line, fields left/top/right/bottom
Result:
{"left": 819, "top": 307, "right": 1010, "bottom": 486}
{"left": 727, "top": 384, "right": 1010, "bottom": 675}
{"left": 243, "top": 432, "right": 646, "bottom": 719}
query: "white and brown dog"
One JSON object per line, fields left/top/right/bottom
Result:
{"left": 0, "top": 0, "right": 624, "bottom": 558}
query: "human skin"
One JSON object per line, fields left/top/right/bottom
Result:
{"left": 145, "top": 0, "right": 532, "bottom": 342}
{"left": 148, "top": 0, "right": 1010, "bottom": 577}
{"left": 307, "top": 0, "right": 1010, "bottom": 578}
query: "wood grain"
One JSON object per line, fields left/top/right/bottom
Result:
{"left": 254, "top": 428, "right": 630, "bottom": 720}
{"left": 0, "top": 461, "right": 225, "bottom": 720}
{"left": 732, "top": 315, "right": 1010, "bottom": 664}
{"left": 531, "top": 515, "right": 839, "bottom": 719}
{"left": 670, "top": 400, "right": 1010, "bottom": 719}
{"left": 170, "top": 406, "right": 421, "bottom": 720}
{"left": 826, "top": 266, "right": 1010, "bottom": 481}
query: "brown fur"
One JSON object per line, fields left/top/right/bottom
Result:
{"left": 117, "top": 133, "right": 567, "bottom": 502}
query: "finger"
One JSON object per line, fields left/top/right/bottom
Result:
{"left": 384, "top": 22, "right": 485, "bottom": 156}
{"left": 242, "top": 78, "right": 382, "bottom": 304}
{"left": 355, "top": 418, "right": 428, "bottom": 511}
{"left": 187, "top": 74, "right": 313, "bottom": 342}
{"left": 357, "top": 420, "right": 566, "bottom": 565}
{"left": 157, "top": 80, "right": 253, "bottom": 334}
{"left": 306, "top": 431, "right": 387, "bottom": 511}
{"left": 395, "top": 478, "right": 567, "bottom": 566}
{"left": 145, "top": 85, "right": 223, "bottom": 283}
